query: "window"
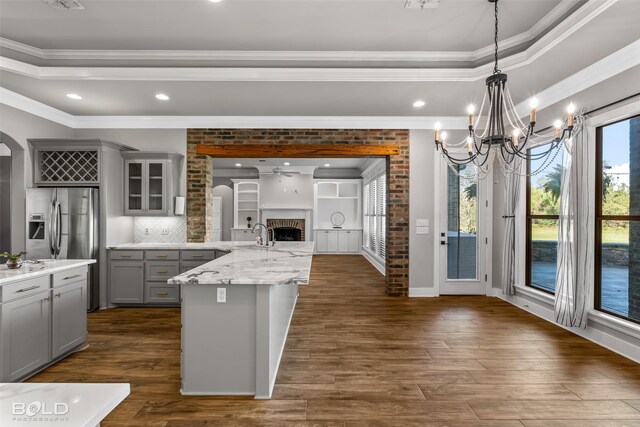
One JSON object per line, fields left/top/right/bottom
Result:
{"left": 363, "top": 172, "right": 386, "bottom": 260}
{"left": 526, "top": 143, "right": 563, "bottom": 294}
{"left": 596, "top": 114, "right": 640, "bottom": 323}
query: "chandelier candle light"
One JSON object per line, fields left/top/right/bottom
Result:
{"left": 435, "top": 0, "right": 577, "bottom": 178}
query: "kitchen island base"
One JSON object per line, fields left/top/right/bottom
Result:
{"left": 181, "top": 282, "right": 298, "bottom": 399}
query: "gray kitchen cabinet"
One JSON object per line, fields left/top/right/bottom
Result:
{"left": 109, "top": 260, "right": 145, "bottom": 304}
{"left": 108, "top": 249, "right": 223, "bottom": 306}
{"left": 52, "top": 280, "right": 87, "bottom": 359}
{"left": 122, "top": 152, "right": 183, "bottom": 216}
{"left": 1, "top": 289, "right": 51, "bottom": 382}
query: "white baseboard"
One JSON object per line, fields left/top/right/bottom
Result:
{"left": 496, "top": 288, "right": 640, "bottom": 363}
{"left": 361, "top": 248, "right": 385, "bottom": 275}
{"left": 408, "top": 287, "right": 439, "bottom": 297}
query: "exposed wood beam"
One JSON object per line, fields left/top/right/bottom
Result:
{"left": 196, "top": 144, "right": 400, "bottom": 158}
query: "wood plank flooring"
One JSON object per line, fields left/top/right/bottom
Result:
{"left": 29, "top": 254, "right": 640, "bottom": 426}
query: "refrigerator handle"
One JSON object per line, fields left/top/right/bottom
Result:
{"left": 55, "top": 201, "right": 62, "bottom": 257}
{"left": 49, "top": 199, "right": 56, "bottom": 257}
{"left": 88, "top": 190, "right": 96, "bottom": 259}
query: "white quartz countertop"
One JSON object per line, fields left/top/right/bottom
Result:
{"left": 0, "top": 259, "right": 96, "bottom": 285}
{"left": 150, "top": 241, "right": 316, "bottom": 286}
{"left": 0, "top": 382, "right": 129, "bottom": 427}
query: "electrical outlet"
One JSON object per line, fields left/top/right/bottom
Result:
{"left": 161, "top": 228, "right": 170, "bottom": 235}
{"left": 217, "top": 287, "right": 226, "bottom": 303}
{"left": 145, "top": 228, "right": 150, "bottom": 235}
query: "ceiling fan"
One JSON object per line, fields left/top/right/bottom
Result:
{"left": 269, "top": 166, "right": 300, "bottom": 178}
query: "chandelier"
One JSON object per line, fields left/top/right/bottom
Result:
{"left": 435, "top": 0, "right": 576, "bottom": 178}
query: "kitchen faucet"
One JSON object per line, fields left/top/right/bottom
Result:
{"left": 251, "top": 223, "right": 275, "bottom": 246}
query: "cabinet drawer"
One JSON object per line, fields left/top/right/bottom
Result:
{"left": 181, "top": 250, "right": 216, "bottom": 261}
{"left": 53, "top": 267, "right": 87, "bottom": 288}
{"left": 110, "top": 250, "right": 144, "bottom": 260}
{"left": 1, "top": 275, "right": 50, "bottom": 303}
{"left": 145, "top": 262, "right": 180, "bottom": 281}
{"left": 145, "top": 283, "right": 180, "bottom": 304}
{"left": 180, "top": 261, "right": 208, "bottom": 273}
{"left": 145, "top": 251, "right": 179, "bottom": 260}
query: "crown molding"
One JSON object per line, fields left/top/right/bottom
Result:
{"left": 0, "top": 87, "right": 75, "bottom": 128}
{"left": 0, "top": 0, "right": 615, "bottom": 82}
{"left": 513, "top": 38, "right": 640, "bottom": 118}
{"left": 1, "top": 35, "right": 636, "bottom": 131}
{"left": 0, "top": 0, "right": 582, "bottom": 64}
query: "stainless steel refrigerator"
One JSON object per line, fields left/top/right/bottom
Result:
{"left": 26, "top": 188, "right": 100, "bottom": 311}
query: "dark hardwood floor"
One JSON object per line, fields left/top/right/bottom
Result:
{"left": 29, "top": 255, "right": 640, "bottom": 426}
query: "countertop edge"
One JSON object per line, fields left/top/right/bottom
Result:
{"left": 0, "top": 260, "right": 96, "bottom": 285}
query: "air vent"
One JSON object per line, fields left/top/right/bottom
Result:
{"left": 44, "top": 0, "right": 85, "bottom": 10}
{"left": 405, "top": 0, "right": 439, "bottom": 9}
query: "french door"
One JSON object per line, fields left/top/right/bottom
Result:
{"left": 439, "top": 163, "right": 490, "bottom": 295}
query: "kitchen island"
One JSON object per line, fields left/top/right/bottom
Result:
{"left": 168, "top": 242, "right": 314, "bottom": 399}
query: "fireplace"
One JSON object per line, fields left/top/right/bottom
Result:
{"left": 266, "top": 218, "right": 305, "bottom": 241}
{"left": 272, "top": 227, "right": 302, "bottom": 242}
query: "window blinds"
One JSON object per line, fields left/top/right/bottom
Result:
{"left": 363, "top": 172, "right": 386, "bottom": 260}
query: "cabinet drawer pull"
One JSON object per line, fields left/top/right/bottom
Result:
{"left": 44, "top": 296, "right": 50, "bottom": 302}
{"left": 155, "top": 255, "right": 168, "bottom": 258}
{"left": 63, "top": 274, "right": 82, "bottom": 281}
{"left": 120, "top": 254, "right": 132, "bottom": 258}
{"left": 191, "top": 255, "right": 204, "bottom": 258}
{"left": 157, "top": 270, "right": 169, "bottom": 274}
{"left": 17, "top": 285, "right": 40, "bottom": 293}
{"left": 156, "top": 292, "right": 169, "bottom": 296}
{"left": 55, "top": 293, "right": 61, "bottom": 298}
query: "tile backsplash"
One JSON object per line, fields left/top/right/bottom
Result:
{"left": 134, "top": 217, "right": 187, "bottom": 243}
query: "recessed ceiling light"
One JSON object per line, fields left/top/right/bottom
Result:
{"left": 235, "top": 163, "right": 242, "bottom": 167}
{"left": 324, "top": 163, "right": 331, "bottom": 167}
{"left": 155, "top": 93, "right": 170, "bottom": 101}
{"left": 66, "top": 93, "right": 82, "bottom": 100}
{"left": 283, "top": 162, "right": 290, "bottom": 166}
{"left": 413, "top": 100, "right": 426, "bottom": 108}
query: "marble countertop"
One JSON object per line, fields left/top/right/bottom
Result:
{"left": 108, "top": 242, "right": 256, "bottom": 250}
{"left": 0, "top": 259, "right": 96, "bottom": 285}
{"left": 160, "top": 241, "right": 316, "bottom": 286}
{"left": 0, "top": 382, "right": 129, "bottom": 427}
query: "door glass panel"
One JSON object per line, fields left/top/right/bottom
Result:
{"left": 447, "top": 166, "right": 477, "bottom": 280}
{"left": 128, "top": 162, "right": 142, "bottom": 211}
{"left": 148, "top": 162, "right": 164, "bottom": 211}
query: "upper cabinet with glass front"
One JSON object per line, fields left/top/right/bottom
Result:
{"left": 122, "top": 152, "right": 183, "bottom": 216}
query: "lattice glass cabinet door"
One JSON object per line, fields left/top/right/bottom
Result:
{"left": 146, "top": 161, "right": 167, "bottom": 214}
{"left": 125, "top": 160, "right": 144, "bottom": 214}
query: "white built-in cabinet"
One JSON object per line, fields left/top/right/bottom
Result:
{"left": 313, "top": 179, "right": 363, "bottom": 253}
{"left": 123, "top": 152, "right": 183, "bottom": 216}
{"left": 231, "top": 179, "right": 260, "bottom": 240}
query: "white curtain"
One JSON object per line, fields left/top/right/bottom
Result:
{"left": 501, "top": 169, "right": 520, "bottom": 296}
{"left": 555, "top": 118, "right": 593, "bottom": 328}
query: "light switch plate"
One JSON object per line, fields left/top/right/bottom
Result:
{"left": 416, "top": 219, "right": 429, "bottom": 227}
{"left": 416, "top": 226, "right": 429, "bottom": 235}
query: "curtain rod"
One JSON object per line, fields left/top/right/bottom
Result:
{"left": 534, "top": 91, "right": 640, "bottom": 134}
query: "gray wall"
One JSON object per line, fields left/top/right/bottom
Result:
{"left": 409, "top": 130, "right": 435, "bottom": 289}
{"left": 259, "top": 174, "right": 314, "bottom": 209}
{"left": 0, "top": 151, "right": 10, "bottom": 257}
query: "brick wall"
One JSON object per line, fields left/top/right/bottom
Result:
{"left": 186, "top": 129, "right": 410, "bottom": 296}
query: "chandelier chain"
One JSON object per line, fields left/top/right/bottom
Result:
{"left": 493, "top": 0, "right": 501, "bottom": 74}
